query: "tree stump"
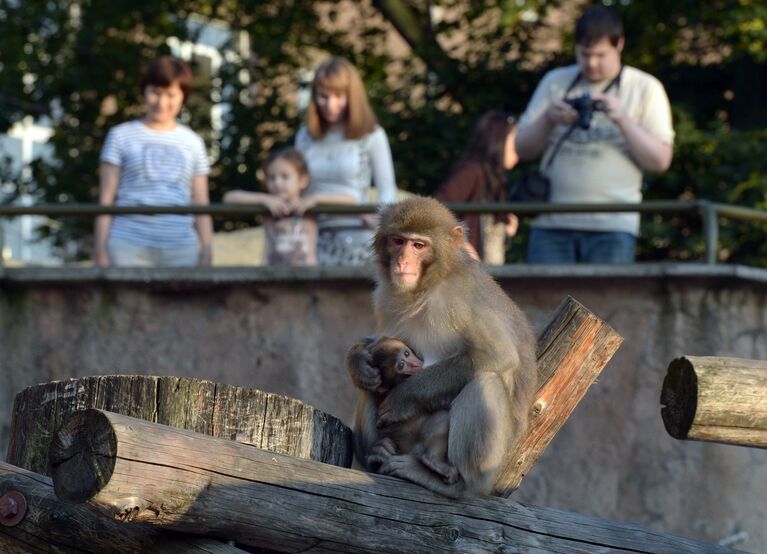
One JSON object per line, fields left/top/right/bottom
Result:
{"left": 0, "top": 461, "right": 247, "bottom": 553}
{"left": 47, "top": 408, "right": 732, "bottom": 554}
{"left": 6, "top": 375, "right": 352, "bottom": 475}
{"left": 661, "top": 355, "right": 767, "bottom": 448}
{"left": 495, "top": 295, "right": 623, "bottom": 494}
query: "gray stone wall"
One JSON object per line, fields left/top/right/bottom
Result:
{"left": 1, "top": 263, "right": 765, "bottom": 552}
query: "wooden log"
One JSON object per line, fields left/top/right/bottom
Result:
{"left": 49, "top": 409, "right": 732, "bottom": 553}
{"left": 494, "top": 295, "right": 624, "bottom": 494}
{"left": 661, "top": 355, "right": 767, "bottom": 448}
{"left": 7, "top": 375, "right": 352, "bottom": 475}
{"left": 0, "top": 460, "right": 246, "bottom": 553}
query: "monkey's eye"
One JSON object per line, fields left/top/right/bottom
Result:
{"left": 389, "top": 236, "right": 405, "bottom": 246}
{"left": 413, "top": 241, "right": 426, "bottom": 250}
{"left": 403, "top": 350, "right": 410, "bottom": 357}
{"left": 397, "top": 361, "right": 405, "bottom": 370}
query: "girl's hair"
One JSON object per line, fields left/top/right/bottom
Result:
{"left": 140, "top": 56, "right": 193, "bottom": 104}
{"left": 457, "top": 111, "right": 516, "bottom": 201}
{"left": 264, "top": 147, "right": 309, "bottom": 178}
{"left": 307, "top": 57, "right": 377, "bottom": 140}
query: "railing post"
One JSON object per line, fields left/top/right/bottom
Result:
{"left": 697, "top": 200, "right": 719, "bottom": 264}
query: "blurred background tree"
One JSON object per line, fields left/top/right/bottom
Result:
{"left": 1, "top": 0, "right": 766, "bottom": 264}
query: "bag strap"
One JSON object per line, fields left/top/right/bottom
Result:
{"left": 541, "top": 66, "right": 623, "bottom": 171}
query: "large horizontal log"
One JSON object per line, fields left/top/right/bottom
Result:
{"left": 50, "top": 409, "right": 732, "bottom": 553}
{"left": 661, "top": 355, "right": 767, "bottom": 448}
{"left": 495, "top": 295, "right": 624, "bottom": 494}
{"left": 7, "top": 374, "right": 352, "bottom": 475}
{"left": 0, "top": 461, "right": 245, "bottom": 553}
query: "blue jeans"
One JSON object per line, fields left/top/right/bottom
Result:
{"left": 108, "top": 236, "right": 200, "bottom": 267}
{"left": 527, "top": 228, "right": 637, "bottom": 263}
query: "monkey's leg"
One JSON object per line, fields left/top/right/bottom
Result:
{"left": 448, "top": 373, "right": 512, "bottom": 496}
{"left": 416, "top": 411, "right": 458, "bottom": 484}
{"left": 379, "top": 453, "right": 466, "bottom": 499}
{"left": 419, "top": 454, "right": 459, "bottom": 484}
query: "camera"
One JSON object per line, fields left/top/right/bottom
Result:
{"left": 565, "top": 93, "right": 605, "bottom": 129}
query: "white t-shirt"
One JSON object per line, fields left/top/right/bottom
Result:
{"left": 101, "top": 120, "right": 210, "bottom": 246}
{"left": 518, "top": 64, "right": 674, "bottom": 236}
{"left": 295, "top": 125, "right": 396, "bottom": 229}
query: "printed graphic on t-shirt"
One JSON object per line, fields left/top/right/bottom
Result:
{"left": 143, "top": 143, "right": 185, "bottom": 182}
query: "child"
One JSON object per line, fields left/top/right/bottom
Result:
{"left": 223, "top": 147, "right": 317, "bottom": 266}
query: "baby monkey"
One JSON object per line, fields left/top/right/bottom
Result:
{"left": 351, "top": 336, "right": 458, "bottom": 484}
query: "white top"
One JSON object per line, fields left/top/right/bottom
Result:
{"left": 101, "top": 120, "right": 210, "bottom": 246}
{"left": 518, "top": 64, "right": 674, "bottom": 236}
{"left": 295, "top": 125, "right": 396, "bottom": 229}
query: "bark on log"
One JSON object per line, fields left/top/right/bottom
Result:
{"left": 494, "top": 295, "right": 624, "bottom": 494}
{"left": 49, "top": 409, "right": 731, "bottom": 554}
{"left": 7, "top": 375, "right": 352, "bottom": 475}
{"left": 661, "top": 355, "right": 767, "bottom": 448}
{"left": 0, "top": 461, "right": 246, "bottom": 553}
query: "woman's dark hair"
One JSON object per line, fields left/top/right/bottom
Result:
{"left": 140, "top": 56, "right": 193, "bottom": 103}
{"left": 575, "top": 5, "right": 624, "bottom": 47}
{"left": 457, "top": 111, "right": 515, "bottom": 201}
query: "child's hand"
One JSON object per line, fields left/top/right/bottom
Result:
{"left": 264, "top": 196, "right": 292, "bottom": 217}
{"left": 291, "top": 196, "right": 317, "bottom": 216}
{"left": 505, "top": 213, "right": 519, "bottom": 237}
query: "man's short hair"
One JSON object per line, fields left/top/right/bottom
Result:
{"left": 575, "top": 6, "right": 624, "bottom": 47}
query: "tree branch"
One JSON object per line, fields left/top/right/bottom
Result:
{"left": 372, "top": 0, "right": 466, "bottom": 98}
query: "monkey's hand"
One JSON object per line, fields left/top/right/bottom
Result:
{"left": 366, "top": 437, "right": 398, "bottom": 472}
{"left": 346, "top": 338, "right": 382, "bottom": 392}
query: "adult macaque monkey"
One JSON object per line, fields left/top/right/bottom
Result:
{"left": 347, "top": 197, "right": 537, "bottom": 498}
{"left": 349, "top": 336, "right": 457, "bottom": 484}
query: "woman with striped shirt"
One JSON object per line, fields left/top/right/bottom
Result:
{"left": 94, "top": 56, "right": 212, "bottom": 267}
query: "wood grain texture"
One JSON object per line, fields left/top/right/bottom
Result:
{"left": 495, "top": 296, "right": 624, "bottom": 494}
{"left": 0, "top": 461, "right": 246, "bottom": 553}
{"left": 7, "top": 375, "right": 352, "bottom": 475}
{"left": 661, "top": 355, "right": 767, "bottom": 448}
{"left": 49, "top": 409, "right": 733, "bottom": 554}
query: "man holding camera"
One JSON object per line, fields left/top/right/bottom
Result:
{"left": 516, "top": 5, "right": 674, "bottom": 263}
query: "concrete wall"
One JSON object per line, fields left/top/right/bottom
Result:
{"left": 1, "top": 263, "right": 765, "bottom": 552}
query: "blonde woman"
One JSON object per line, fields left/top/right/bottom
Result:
{"left": 294, "top": 57, "right": 396, "bottom": 266}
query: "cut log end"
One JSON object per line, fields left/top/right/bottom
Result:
{"left": 49, "top": 408, "right": 117, "bottom": 503}
{"left": 660, "top": 357, "right": 698, "bottom": 440}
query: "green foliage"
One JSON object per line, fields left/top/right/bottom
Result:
{"left": 618, "top": 1, "right": 767, "bottom": 264}
{"left": 1, "top": 0, "right": 766, "bottom": 264}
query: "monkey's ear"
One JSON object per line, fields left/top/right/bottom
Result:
{"left": 450, "top": 225, "right": 464, "bottom": 249}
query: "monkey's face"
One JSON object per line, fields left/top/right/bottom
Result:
{"left": 378, "top": 341, "right": 424, "bottom": 389}
{"left": 386, "top": 233, "right": 432, "bottom": 291}
{"left": 393, "top": 345, "right": 423, "bottom": 376}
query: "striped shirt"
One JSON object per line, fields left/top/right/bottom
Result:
{"left": 101, "top": 120, "right": 210, "bottom": 247}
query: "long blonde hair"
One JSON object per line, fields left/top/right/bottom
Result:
{"left": 307, "top": 57, "right": 377, "bottom": 140}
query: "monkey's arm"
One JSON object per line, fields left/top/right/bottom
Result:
{"left": 346, "top": 338, "right": 383, "bottom": 392}
{"left": 377, "top": 352, "right": 474, "bottom": 426}
{"left": 353, "top": 391, "right": 380, "bottom": 469}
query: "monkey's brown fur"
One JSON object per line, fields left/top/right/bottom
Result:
{"left": 348, "top": 196, "right": 538, "bottom": 498}
{"left": 354, "top": 335, "right": 457, "bottom": 485}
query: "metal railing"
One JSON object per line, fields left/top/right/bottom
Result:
{"left": 1, "top": 200, "right": 766, "bottom": 265}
